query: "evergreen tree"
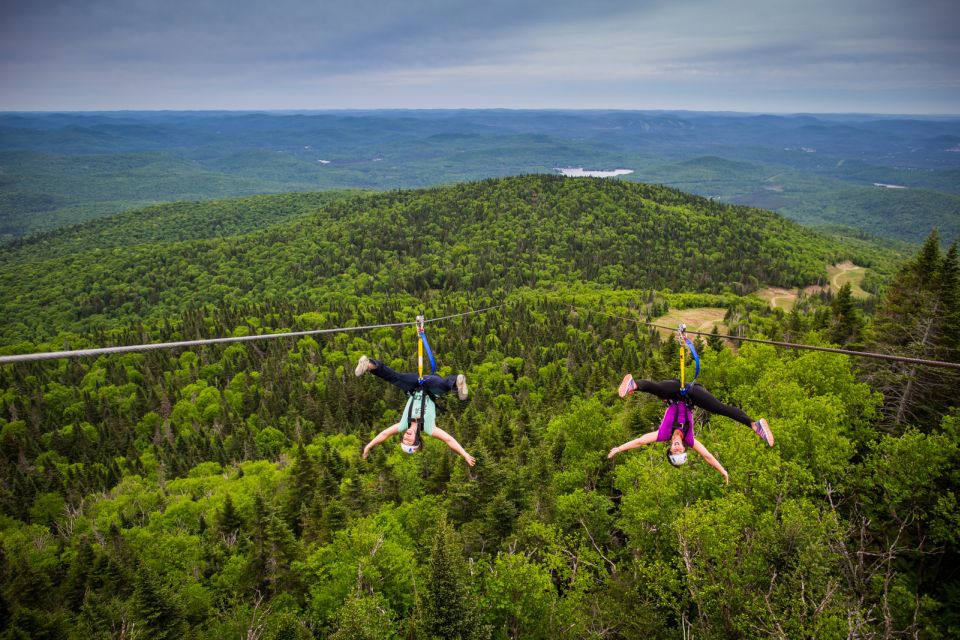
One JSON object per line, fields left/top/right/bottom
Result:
{"left": 284, "top": 439, "right": 317, "bottom": 535}
{"left": 218, "top": 493, "right": 244, "bottom": 541}
{"left": 250, "top": 493, "right": 299, "bottom": 595}
{"left": 937, "top": 242, "right": 960, "bottom": 394}
{"left": 63, "top": 537, "right": 95, "bottom": 609}
{"left": 869, "top": 230, "right": 959, "bottom": 428}
{"left": 425, "top": 514, "right": 487, "bottom": 640}
{"left": 132, "top": 568, "right": 184, "bottom": 640}
{"left": 707, "top": 325, "right": 724, "bottom": 352}
{"left": 829, "top": 282, "right": 863, "bottom": 345}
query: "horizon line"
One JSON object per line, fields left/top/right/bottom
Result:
{"left": 3, "top": 107, "right": 960, "bottom": 119}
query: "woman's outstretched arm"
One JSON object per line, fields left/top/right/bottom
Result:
{"left": 692, "top": 440, "right": 729, "bottom": 484}
{"left": 607, "top": 430, "right": 660, "bottom": 458}
{"left": 430, "top": 426, "right": 476, "bottom": 466}
{"left": 362, "top": 425, "right": 399, "bottom": 459}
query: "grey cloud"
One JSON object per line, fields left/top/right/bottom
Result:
{"left": 1, "top": 0, "right": 653, "bottom": 69}
{"left": 1, "top": 0, "right": 957, "bottom": 112}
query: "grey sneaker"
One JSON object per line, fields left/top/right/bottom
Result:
{"left": 456, "top": 374, "right": 468, "bottom": 400}
{"left": 355, "top": 355, "right": 371, "bottom": 377}
{"left": 752, "top": 418, "right": 774, "bottom": 447}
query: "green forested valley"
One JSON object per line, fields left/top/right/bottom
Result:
{"left": 1, "top": 175, "right": 958, "bottom": 639}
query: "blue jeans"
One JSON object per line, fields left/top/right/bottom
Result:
{"left": 370, "top": 359, "right": 458, "bottom": 396}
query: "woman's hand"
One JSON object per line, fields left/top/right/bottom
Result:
{"left": 607, "top": 446, "right": 619, "bottom": 459}
{"left": 464, "top": 452, "right": 476, "bottom": 466}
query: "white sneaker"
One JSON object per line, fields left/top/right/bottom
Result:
{"left": 355, "top": 355, "right": 371, "bottom": 377}
{"left": 456, "top": 374, "right": 468, "bottom": 400}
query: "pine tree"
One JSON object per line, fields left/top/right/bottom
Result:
{"left": 63, "top": 537, "right": 95, "bottom": 609}
{"left": 285, "top": 439, "right": 317, "bottom": 535}
{"left": 869, "top": 230, "right": 958, "bottom": 428}
{"left": 133, "top": 568, "right": 184, "bottom": 640}
{"left": 829, "top": 282, "right": 863, "bottom": 345}
{"left": 250, "top": 493, "right": 299, "bottom": 595}
{"left": 934, "top": 242, "right": 960, "bottom": 402}
{"left": 425, "top": 514, "right": 487, "bottom": 640}
{"left": 707, "top": 325, "right": 724, "bottom": 352}
{"left": 218, "top": 493, "right": 244, "bottom": 540}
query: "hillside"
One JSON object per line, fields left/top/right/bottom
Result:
{"left": 0, "top": 189, "right": 369, "bottom": 266}
{"left": 0, "top": 175, "right": 897, "bottom": 344}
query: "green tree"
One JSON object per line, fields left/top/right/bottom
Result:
{"left": 869, "top": 230, "right": 960, "bottom": 428}
{"left": 133, "top": 568, "right": 184, "bottom": 640}
{"left": 828, "top": 282, "right": 863, "bottom": 345}
{"left": 483, "top": 552, "right": 555, "bottom": 640}
{"left": 330, "top": 594, "right": 399, "bottom": 640}
{"left": 425, "top": 514, "right": 487, "bottom": 640}
{"left": 284, "top": 440, "right": 317, "bottom": 535}
{"left": 218, "top": 493, "right": 244, "bottom": 540}
{"left": 707, "top": 324, "right": 724, "bottom": 352}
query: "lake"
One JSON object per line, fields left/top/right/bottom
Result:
{"left": 555, "top": 167, "right": 634, "bottom": 178}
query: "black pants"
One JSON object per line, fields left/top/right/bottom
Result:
{"left": 635, "top": 379, "right": 753, "bottom": 427}
{"left": 370, "top": 359, "right": 457, "bottom": 396}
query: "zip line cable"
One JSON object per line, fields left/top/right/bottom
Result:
{"left": 3, "top": 298, "right": 956, "bottom": 370}
{"left": 575, "top": 306, "right": 960, "bottom": 370}
{"left": 0, "top": 304, "right": 506, "bottom": 365}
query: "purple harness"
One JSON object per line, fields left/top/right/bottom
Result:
{"left": 656, "top": 401, "right": 695, "bottom": 446}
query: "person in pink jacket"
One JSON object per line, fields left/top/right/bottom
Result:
{"left": 607, "top": 375, "right": 774, "bottom": 483}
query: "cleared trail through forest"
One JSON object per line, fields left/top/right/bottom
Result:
{"left": 829, "top": 261, "right": 869, "bottom": 299}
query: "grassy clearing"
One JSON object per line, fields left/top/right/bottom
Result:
{"left": 755, "top": 261, "right": 869, "bottom": 310}
{"left": 828, "top": 261, "right": 870, "bottom": 299}
{"left": 654, "top": 308, "right": 727, "bottom": 337}
{"left": 755, "top": 287, "right": 801, "bottom": 311}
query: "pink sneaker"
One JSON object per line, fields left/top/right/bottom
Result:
{"left": 618, "top": 374, "right": 638, "bottom": 398}
{"left": 752, "top": 418, "right": 774, "bottom": 447}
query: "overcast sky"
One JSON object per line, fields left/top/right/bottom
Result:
{"left": 1, "top": 0, "right": 957, "bottom": 114}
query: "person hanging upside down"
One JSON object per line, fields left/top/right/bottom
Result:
{"left": 607, "top": 375, "right": 774, "bottom": 483}
{"left": 355, "top": 355, "right": 475, "bottom": 466}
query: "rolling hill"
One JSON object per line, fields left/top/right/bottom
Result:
{"left": 0, "top": 175, "right": 899, "bottom": 345}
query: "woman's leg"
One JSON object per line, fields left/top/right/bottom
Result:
{"left": 634, "top": 379, "right": 682, "bottom": 401}
{"left": 685, "top": 384, "right": 753, "bottom": 427}
{"left": 369, "top": 359, "right": 422, "bottom": 393}
{"left": 421, "top": 374, "right": 458, "bottom": 397}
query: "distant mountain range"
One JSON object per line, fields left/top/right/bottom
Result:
{"left": 2, "top": 110, "right": 958, "bottom": 243}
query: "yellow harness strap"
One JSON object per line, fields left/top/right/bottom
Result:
{"left": 678, "top": 324, "right": 686, "bottom": 387}
{"left": 418, "top": 333, "right": 424, "bottom": 381}
{"left": 417, "top": 314, "right": 425, "bottom": 382}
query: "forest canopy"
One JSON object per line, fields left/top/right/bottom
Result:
{"left": 0, "top": 176, "right": 956, "bottom": 639}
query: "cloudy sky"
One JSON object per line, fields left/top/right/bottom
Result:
{"left": 1, "top": 0, "right": 958, "bottom": 114}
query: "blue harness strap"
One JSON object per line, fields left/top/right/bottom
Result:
{"left": 419, "top": 330, "right": 436, "bottom": 377}
{"left": 416, "top": 314, "right": 437, "bottom": 386}
{"left": 678, "top": 336, "right": 701, "bottom": 396}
